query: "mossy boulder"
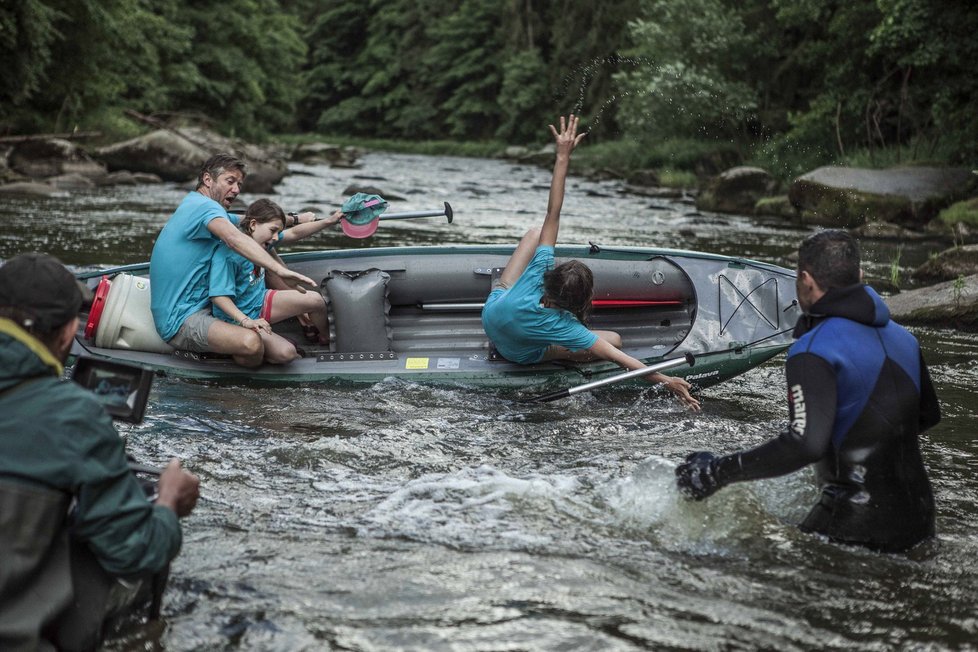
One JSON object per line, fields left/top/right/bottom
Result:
{"left": 886, "top": 273, "right": 978, "bottom": 330}
{"left": 912, "top": 244, "right": 978, "bottom": 283}
{"left": 788, "top": 166, "right": 973, "bottom": 229}
{"left": 697, "top": 166, "right": 778, "bottom": 214}
{"left": 754, "top": 195, "right": 799, "bottom": 220}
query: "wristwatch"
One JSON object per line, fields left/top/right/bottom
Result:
{"left": 287, "top": 212, "right": 299, "bottom": 227}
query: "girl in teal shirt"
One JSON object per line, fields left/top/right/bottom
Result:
{"left": 209, "top": 199, "right": 341, "bottom": 364}
{"left": 482, "top": 115, "right": 700, "bottom": 410}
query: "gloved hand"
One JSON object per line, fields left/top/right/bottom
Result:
{"left": 675, "top": 451, "right": 723, "bottom": 500}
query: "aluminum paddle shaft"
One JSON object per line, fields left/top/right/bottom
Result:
{"left": 379, "top": 202, "right": 453, "bottom": 222}
{"left": 531, "top": 353, "right": 695, "bottom": 403}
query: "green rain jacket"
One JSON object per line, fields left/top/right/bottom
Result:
{"left": 0, "top": 319, "right": 181, "bottom": 648}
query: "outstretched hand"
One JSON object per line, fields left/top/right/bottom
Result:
{"left": 549, "top": 114, "right": 586, "bottom": 155}
{"left": 278, "top": 268, "right": 316, "bottom": 294}
{"left": 654, "top": 373, "right": 701, "bottom": 411}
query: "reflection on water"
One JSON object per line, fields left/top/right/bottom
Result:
{"left": 2, "top": 154, "right": 975, "bottom": 649}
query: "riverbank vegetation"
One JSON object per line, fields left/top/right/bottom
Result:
{"left": 3, "top": 0, "right": 975, "bottom": 181}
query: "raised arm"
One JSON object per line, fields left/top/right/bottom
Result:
{"left": 280, "top": 210, "right": 343, "bottom": 244}
{"left": 539, "top": 114, "right": 586, "bottom": 247}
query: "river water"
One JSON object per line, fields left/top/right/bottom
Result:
{"left": 1, "top": 153, "right": 976, "bottom": 650}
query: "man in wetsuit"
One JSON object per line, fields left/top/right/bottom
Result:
{"left": 675, "top": 229, "right": 940, "bottom": 553}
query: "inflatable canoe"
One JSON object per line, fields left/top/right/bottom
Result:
{"left": 71, "top": 243, "right": 801, "bottom": 389}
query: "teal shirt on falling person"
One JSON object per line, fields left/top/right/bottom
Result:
{"left": 481, "top": 245, "right": 598, "bottom": 364}
{"left": 149, "top": 192, "right": 239, "bottom": 342}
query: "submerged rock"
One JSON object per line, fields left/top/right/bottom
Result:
{"left": 292, "top": 142, "right": 361, "bottom": 168}
{"left": 0, "top": 181, "right": 61, "bottom": 197}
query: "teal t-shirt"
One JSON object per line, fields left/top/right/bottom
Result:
{"left": 149, "top": 192, "right": 239, "bottom": 341}
{"left": 208, "top": 246, "right": 267, "bottom": 323}
{"left": 481, "top": 245, "right": 598, "bottom": 364}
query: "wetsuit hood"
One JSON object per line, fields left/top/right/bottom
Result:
{"left": 793, "top": 284, "right": 889, "bottom": 338}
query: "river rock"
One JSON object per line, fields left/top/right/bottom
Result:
{"left": 788, "top": 166, "right": 974, "bottom": 229}
{"left": 47, "top": 173, "right": 96, "bottom": 190}
{"left": 626, "top": 169, "right": 660, "bottom": 187}
{"left": 696, "top": 167, "right": 778, "bottom": 214}
{"left": 342, "top": 184, "right": 406, "bottom": 201}
{"left": 911, "top": 245, "right": 978, "bottom": 283}
{"left": 754, "top": 195, "right": 799, "bottom": 220}
{"left": 886, "top": 273, "right": 978, "bottom": 329}
{"left": 94, "top": 127, "right": 288, "bottom": 192}
{"left": 851, "top": 221, "right": 930, "bottom": 240}
{"left": 0, "top": 181, "right": 61, "bottom": 197}
{"left": 9, "top": 138, "right": 106, "bottom": 180}
{"left": 502, "top": 143, "right": 556, "bottom": 168}
{"left": 95, "top": 129, "right": 207, "bottom": 181}
{"left": 292, "top": 142, "right": 361, "bottom": 168}
{"left": 94, "top": 170, "right": 164, "bottom": 186}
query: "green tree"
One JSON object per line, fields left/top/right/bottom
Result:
{"left": 305, "top": 0, "right": 449, "bottom": 138}
{"left": 168, "top": 0, "right": 306, "bottom": 136}
{"left": 543, "top": 0, "right": 641, "bottom": 141}
{"left": 614, "top": 0, "right": 764, "bottom": 149}
{"left": 495, "top": 48, "right": 549, "bottom": 142}
{"left": 423, "top": 0, "right": 506, "bottom": 139}
{"left": 0, "top": 0, "right": 63, "bottom": 127}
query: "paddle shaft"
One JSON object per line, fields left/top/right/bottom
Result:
{"left": 379, "top": 201, "right": 453, "bottom": 223}
{"left": 235, "top": 201, "right": 454, "bottom": 224}
{"left": 532, "top": 353, "right": 695, "bottom": 403}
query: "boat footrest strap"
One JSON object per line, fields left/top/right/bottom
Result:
{"left": 317, "top": 351, "right": 398, "bottom": 362}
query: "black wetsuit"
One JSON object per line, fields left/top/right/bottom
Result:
{"left": 714, "top": 284, "right": 940, "bottom": 552}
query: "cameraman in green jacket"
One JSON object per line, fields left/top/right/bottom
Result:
{"left": 0, "top": 253, "right": 200, "bottom": 650}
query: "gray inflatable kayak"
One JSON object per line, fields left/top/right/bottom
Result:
{"left": 71, "top": 243, "right": 800, "bottom": 388}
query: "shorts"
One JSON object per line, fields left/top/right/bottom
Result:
{"left": 167, "top": 308, "right": 218, "bottom": 352}
{"left": 261, "top": 290, "right": 277, "bottom": 321}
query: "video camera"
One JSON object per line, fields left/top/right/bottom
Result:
{"left": 71, "top": 356, "right": 154, "bottom": 424}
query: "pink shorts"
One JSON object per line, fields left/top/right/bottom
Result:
{"left": 261, "top": 290, "right": 277, "bottom": 321}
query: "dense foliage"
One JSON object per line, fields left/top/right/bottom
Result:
{"left": 1, "top": 0, "right": 974, "bottom": 170}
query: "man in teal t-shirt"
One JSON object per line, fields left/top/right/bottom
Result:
{"left": 150, "top": 191, "right": 239, "bottom": 341}
{"left": 148, "top": 153, "right": 315, "bottom": 367}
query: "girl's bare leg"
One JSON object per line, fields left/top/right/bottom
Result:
{"left": 260, "top": 331, "right": 302, "bottom": 364}
{"left": 269, "top": 290, "right": 330, "bottom": 344}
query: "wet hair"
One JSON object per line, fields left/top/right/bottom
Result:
{"left": 797, "top": 229, "right": 861, "bottom": 290}
{"left": 196, "top": 153, "right": 247, "bottom": 190}
{"left": 543, "top": 260, "right": 594, "bottom": 323}
{"left": 241, "top": 198, "right": 286, "bottom": 234}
